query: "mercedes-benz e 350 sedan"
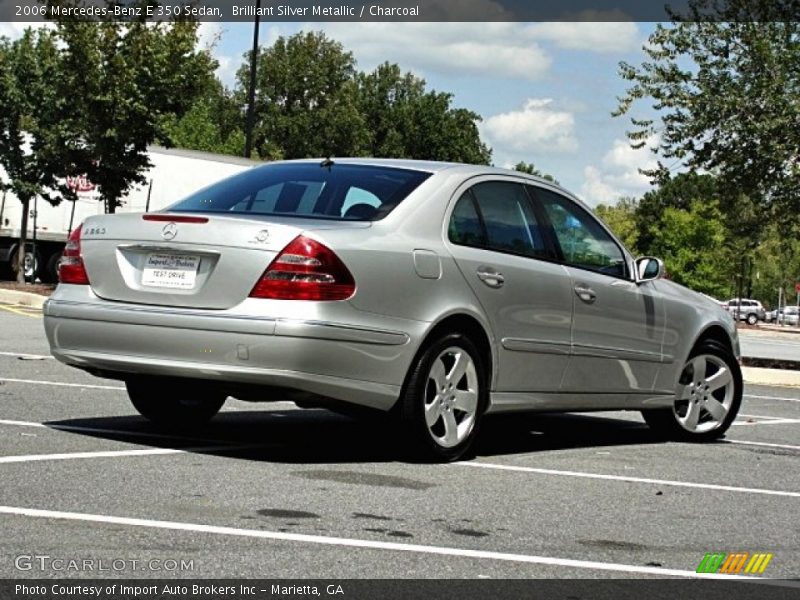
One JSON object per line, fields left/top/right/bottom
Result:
{"left": 44, "top": 159, "right": 742, "bottom": 461}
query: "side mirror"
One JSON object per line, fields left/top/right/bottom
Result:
{"left": 636, "top": 257, "right": 666, "bottom": 283}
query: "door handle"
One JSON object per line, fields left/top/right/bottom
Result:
{"left": 477, "top": 267, "right": 505, "bottom": 288}
{"left": 574, "top": 284, "right": 597, "bottom": 304}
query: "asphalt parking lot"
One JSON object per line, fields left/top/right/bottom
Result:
{"left": 1, "top": 302, "right": 799, "bottom": 581}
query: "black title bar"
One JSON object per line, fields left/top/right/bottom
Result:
{"left": 2, "top": 0, "right": 799, "bottom": 22}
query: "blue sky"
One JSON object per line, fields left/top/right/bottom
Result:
{"left": 0, "top": 19, "right": 665, "bottom": 206}
{"left": 201, "top": 21, "right": 663, "bottom": 206}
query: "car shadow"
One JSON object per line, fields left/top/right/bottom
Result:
{"left": 43, "top": 406, "right": 668, "bottom": 464}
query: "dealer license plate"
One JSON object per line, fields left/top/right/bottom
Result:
{"left": 141, "top": 254, "right": 200, "bottom": 289}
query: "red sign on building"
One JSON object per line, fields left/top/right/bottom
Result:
{"left": 66, "top": 174, "right": 96, "bottom": 193}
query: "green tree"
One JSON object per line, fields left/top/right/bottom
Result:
{"left": 513, "top": 161, "right": 558, "bottom": 184}
{"left": 635, "top": 172, "right": 718, "bottom": 251}
{"left": 57, "top": 19, "right": 216, "bottom": 212}
{"left": 166, "top": 79, "right": 246, "bottom": 157}
{"left": 748, "top": 225, "right": 800, "bottom": 307}
{"left": 648, "top": 199, "right": 731, "bottom": 297}
{"left": 615, "top": 3, "right": 800, "bottom": 225}
{"left": 0, "top": 29, "right": 79, "bottom": 282}
{"left": 356, "top": 62, "right": 491, "bottom": 164}
{"left": 355, "top": 62, "right": 425, "bottom": 158}
{"left": 594, "top": 197, "right": 639, "bottom": 253}
{"left": 240, "top": 32, "right": 368, "bottom": 160}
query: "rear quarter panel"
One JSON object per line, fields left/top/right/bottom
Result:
{"left": 308, "top": 169, "right": 498, "bottom": 380}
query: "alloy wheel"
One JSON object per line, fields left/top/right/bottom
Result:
{"left": 674, "top": 354, "right": 735, "bottom": 433}
{"left": 424, "top": 346, "right": 479, "bottom": 448}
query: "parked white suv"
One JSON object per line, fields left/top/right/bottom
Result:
{"left": 724, "top": 299, "right": 765, "bottom": 325}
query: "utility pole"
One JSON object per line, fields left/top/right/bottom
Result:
{"left": 244, "top": 0, "right": 261, "bottom": 159}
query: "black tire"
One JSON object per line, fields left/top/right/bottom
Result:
{"left": 126, "top": 377, "right": 226, "bottom": 427}
{"left": 746, "top": 313, "right": 758, "bottom": 326}
{"left": 9, "top": 247, "right": 40, "bottom": 281}
{"left": 0, "top": 260, "right": 12, "bottom": 281}
{"left": 643, "top": 339, "right": 742, "bottom": 442}
{"left": 40, "top": 252, "right": 62, "bottom": 284}
{"left": 398, "top": 332, "right": 488, "bottom": 462}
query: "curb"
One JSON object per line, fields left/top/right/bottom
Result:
{"left": 742, "top": 366, "right": 800, "bottom": 388}
{"left": 0, "top": 289, "right": 47, "bottom": 309}
{"left": 758, "top": 325, "right": 800, "bottom": 335}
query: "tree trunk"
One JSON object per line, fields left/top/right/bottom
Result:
{"left": 16, "top": 196, "right": 30, "bottom": 284}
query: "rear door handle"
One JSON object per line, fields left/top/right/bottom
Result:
{"left": 574, "top": 284, "right": 597, "bottom": 303}
{"left": 477, "top": 267, "right": 505, "bottom": 288}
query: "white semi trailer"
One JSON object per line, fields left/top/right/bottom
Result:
{"left": 0, "top": 147, "right": 258, "bottom": 282}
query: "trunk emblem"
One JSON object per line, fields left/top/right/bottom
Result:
{"left": 256, "top": 230, "right": 270, "bottom": 243}
{"left": 161, "top": 223, "right": 178, "bottom": 240}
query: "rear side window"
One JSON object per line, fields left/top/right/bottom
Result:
{"left": 474, "top": 182, "right": 546, "bottom": 258}
{"left": 169, "top": 163, "right": 431, "bottom": 221}
{"left": 450, "top": 181, "right": 547, "bottom": 259}
{"left": 448, "top": 193, "right": 487, "bottom": 247}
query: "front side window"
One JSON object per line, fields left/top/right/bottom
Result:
{"left": 169, "top": 163, "right": 431, "bottom": 221}
{"left": 535, "top": 187, "right": 627, "bottom": 278}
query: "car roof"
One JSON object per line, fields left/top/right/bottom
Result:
{"left": 261, "top": 158, "right": 571, "bottom": 192}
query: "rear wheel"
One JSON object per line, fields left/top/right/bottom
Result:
{"left": 399, "top": 332, "right": 487, "bottom": 462}
{"left": 643, "top": 340, "right": 741, "bottom": 441}
{"left": 126, "top": 378, "right": 226, "bottom": 427}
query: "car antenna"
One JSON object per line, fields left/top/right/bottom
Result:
{"left": 320, "top": 157, "right": 335, "bottom": 169}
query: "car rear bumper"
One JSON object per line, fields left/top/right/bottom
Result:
{"left": 43, "top": 288, "right": 425, "bottom": 411}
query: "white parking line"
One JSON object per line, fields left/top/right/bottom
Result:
{"left": 0, "top": 351, "right": 53, "bottom": 360}
{"left": 0, "top": 377, "right": 124, "bottom": 390}
{"left": 0, "top": 505, "right": 765, "bottom": 580}
{"left": 457, "top": 462, "right": 800, "bottom": 498}
{"left": 732, "top": 418, "right": 800, "bottom": 427}
{"left": 0, "top": 418, "right": 248, "bottom": 446}
{"left": 726, "top": 440, "right": 800, "bottom": 452}
{"left": 0, "top": 445, "right": 260, "bottom": 464}
{"left": 739, "top": 413, "right": 792, "bottom": 420}
{"left": 745, "top": 394, "right": 800, "bottom": 403}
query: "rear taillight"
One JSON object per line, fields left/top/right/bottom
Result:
{"left": 58, "top": 225, "right": 90, "bottom": 285}
{"left": 250, "top": 235, "right": 355, "bottom": 301}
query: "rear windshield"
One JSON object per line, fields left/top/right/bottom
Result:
{"left": 168, "top": 162, "right": 432, "bottom": 221}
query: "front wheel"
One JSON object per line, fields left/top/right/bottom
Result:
{"left": 746, "top": 313, "right": 758, "bottom": 326}
{"left": 126, "top": 378, "right": 226, "bottom": 427}
{"left": 399, "top": 333, "right": 487, "bottom": 462}
{"left": 643, "top": 340, "right": 742, "bottom": 442}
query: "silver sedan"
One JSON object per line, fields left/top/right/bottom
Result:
{"left": 44, "top": 159, "right": 742, "bottom": 461}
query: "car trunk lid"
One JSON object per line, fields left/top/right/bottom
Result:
{"left": 79, "top": 213, "right": 368, "bottom": 309}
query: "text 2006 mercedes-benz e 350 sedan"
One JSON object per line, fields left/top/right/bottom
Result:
{"left": 44, "top": 159, "right": 742, "bottom": 461}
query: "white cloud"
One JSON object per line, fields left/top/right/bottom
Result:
{"left": 0, "top": 21, "right": 52, "bottom": 40}
{"left": 304, "top": 19, "right": 639, "bottom": 82}
{"left": 312, "top": 22, "right": 552, "bottom": 81}
{"left": 481, "top": 98, "right": 578, "bottom": 155}
{"left": 197, "top": 22, "right": 224, "bottom": 50}
{"left": 580, "top": 135, "right": 660, "bottom": 206}
{"left": 525, "top": 19, "right": 640, "bottom": 53}
{"left": 215, "top": 55, "right": 239, "bottom": 88}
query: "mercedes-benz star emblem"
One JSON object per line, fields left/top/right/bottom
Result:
{"left": 161, "top": 222, "right": 178, "bottom": 240}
